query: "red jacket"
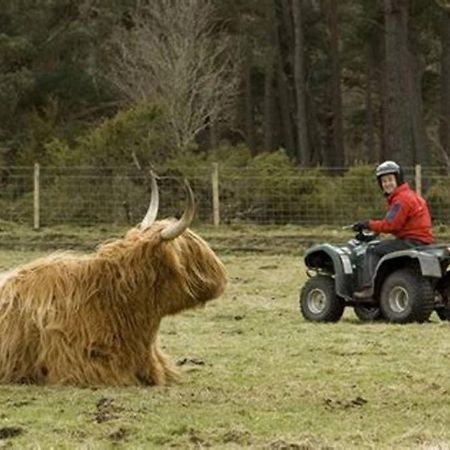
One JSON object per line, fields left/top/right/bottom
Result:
{"left": 368, "top": 183, "right": 433, "bottom": 244}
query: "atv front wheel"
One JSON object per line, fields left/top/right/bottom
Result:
{"left": 300, "top": 275, "right": 344, "bottom": 322}
{"left": 354, "top": 305, "right": 384, "bottom": 322}
{"left": 379, "top": 268, "right": 434, "bottom": 323}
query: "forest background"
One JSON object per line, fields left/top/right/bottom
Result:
{"left": 1, "top": 0, "right": 450, "bottom": 227}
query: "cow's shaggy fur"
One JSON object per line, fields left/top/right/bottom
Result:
{"left": 0, "top": 220, "right": 226, "bottom": 386}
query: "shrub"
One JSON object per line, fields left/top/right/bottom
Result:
{"left": 426, "top": 180, "right": 450, "bottom": 225}
{"left": 73, "top": 103, "right": 168, "bottom": 166}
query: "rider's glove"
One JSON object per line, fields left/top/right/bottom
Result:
{"left": 352, "top": 221, "right": 369, "bottom": 232}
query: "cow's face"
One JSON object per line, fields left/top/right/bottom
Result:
{"left": 173, "top": 228, "right": 227, "bottom": 303}
{"left": 137, "top": 175, "right": 227, "bottom": 315}
{"left": 147, "top": 223, "right": 226, "bottom": 315}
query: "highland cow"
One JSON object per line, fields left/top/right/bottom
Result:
{"left": 0, "top": 177, "right": 226, "bottom": 386}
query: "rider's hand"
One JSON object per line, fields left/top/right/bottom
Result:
{"left": 352, "top": 221, "right": 369, "bottom": 232}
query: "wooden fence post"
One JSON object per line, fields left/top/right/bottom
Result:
{"left": 415, "top": 164, "right": 422, "bottom": 196}
{"left": 33, "top": 162, "right": 40, "bottom": 230}
{"left": 212, "top": 163, "right": 220, "bottom": 226}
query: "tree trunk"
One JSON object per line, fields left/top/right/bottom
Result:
{"left": 280, "top": 0, "right": 295, "bottom": 58}
{"left": 263, "top": 59, "right": 276, "bottom": 151}
{"left": 209, "top": 121, "right": 218, "bottom": 149}
{"left": 407, "top": 32, "right": 429, "bottom": 166}
{"left": 382, "top": 0, "right": 413, "bottom": 166}
{"left": 324, "top": 0, "right": 345, "bottom": 167}
{"left": 272, "top": 1, "right": 296, "bottom": 158}
{"left": 377, "top": 23, "right": 388, "bottom": 162}
{"left": 439, "top": 7, "right": 450, "bottom": 168}
{"left": 275, "top": 60, "right": 296, "bottom": 158}
{"left": 292, "top": 0, "right": 311, "bottom": 165}
{"left": 263, "top": 0, "right": 278, "bottom": 152}
{"left": 307, "top": 91, "right": 324, "bottom": 165}
{"left": 242, "top": 40, "right": 257, "bottom": 155}
{"left": 364, "top": 43, "right": 377, "bottom": 162}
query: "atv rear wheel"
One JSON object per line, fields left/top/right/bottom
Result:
{"left": 300, "top": 275, "right": 344, "bottom": 322}
{"left": 354, "top": 305, "right": 384, "bottom": 322}
{"left": 379, "top": 267, "right": 434, "bottom": 323}
{"left": 436, "top": 307, "right": 450, "bottom": 321}
{"left": 436, "top": 275, "right": 450, "bottom": 321}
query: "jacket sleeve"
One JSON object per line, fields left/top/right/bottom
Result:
{"left": 368, "top": 201, "right": 410, "bottom": 234}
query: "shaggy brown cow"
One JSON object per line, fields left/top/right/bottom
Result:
{"left": 0, "top": 177, "right": 226, "bottom": 386}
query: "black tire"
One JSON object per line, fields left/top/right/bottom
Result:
{"left": 299, "top": 275, "right": 345, "bottom": 322}
{"left": 436, "top": 276, "right": 450, "bottom": 321}
{"left": 436, "top": 307, "right": 450, "bottom": 321}
{"left": 354, "top": 305, "right": 384, "bottom": 322}
{"left": 379, "top": 267, "right": 434, "bottom": 323}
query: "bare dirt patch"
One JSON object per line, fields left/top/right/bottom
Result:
{"left": 93, "top": 397, "right": 124, "bottom": 424}
{"left": 0, "top": 426, "right": 24, "bottom": 440}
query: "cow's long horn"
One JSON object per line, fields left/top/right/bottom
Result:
{"left": 160, "top": 179, "right": 195, "bottom": 240}
{"left": 140, "top": 173, "right": 159, "bottom": 230}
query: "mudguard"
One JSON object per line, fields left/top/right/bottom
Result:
{"left": 304, "top": 244, "right": 354, "bottom": 300}
{"left": 375, "top": 249, "right": 442, "bottom": 279}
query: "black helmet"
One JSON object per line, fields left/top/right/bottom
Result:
{"left": 375, "top": 160, "right": 404, "bottom": 187}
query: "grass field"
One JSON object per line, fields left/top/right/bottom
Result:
{"left": 0, "top": 225, "right": 450, "bottom": 449}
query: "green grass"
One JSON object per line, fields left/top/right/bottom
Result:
{"left": 0, "top": 231, "right": 450, "bottom": 448}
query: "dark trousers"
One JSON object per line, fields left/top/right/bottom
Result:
{"left": 361, "top": 238, "right": 426, "bottom": 287}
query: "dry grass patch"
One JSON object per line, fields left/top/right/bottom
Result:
{"left": 0, "top": 242, "right": 449, "bottom": 448}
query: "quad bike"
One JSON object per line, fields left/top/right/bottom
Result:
{"left": 299, "top": 227, "right": 450, "bottom": 323}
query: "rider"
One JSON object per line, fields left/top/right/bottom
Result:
{"left": 353, "top": 160, "right": 433, "bottom": 298}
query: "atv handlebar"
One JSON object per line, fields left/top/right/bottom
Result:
{"left": 343, "top": 224, "right": 378, "bottom": 242}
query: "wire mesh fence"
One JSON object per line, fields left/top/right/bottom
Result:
{"left": 0, "top": 165, "right": 448, "bottom": 228}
